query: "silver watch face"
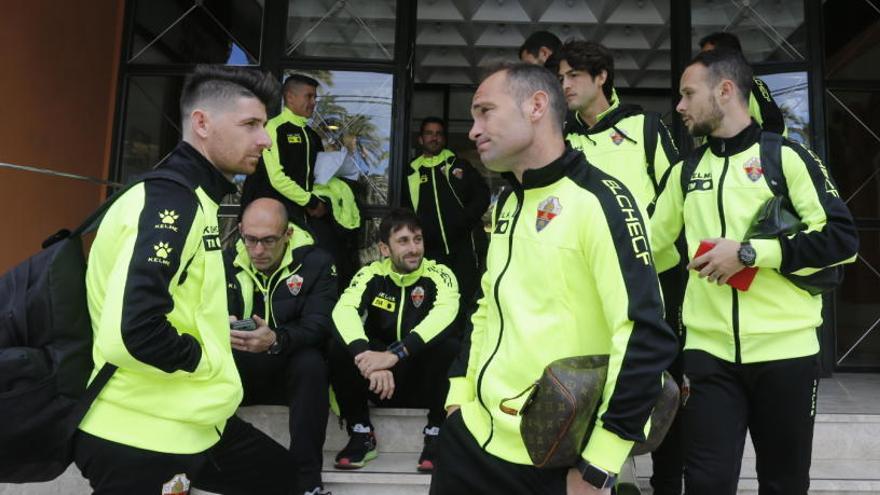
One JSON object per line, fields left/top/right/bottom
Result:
{"left": 739, "top": 244, "right": 757, "bottom": 266}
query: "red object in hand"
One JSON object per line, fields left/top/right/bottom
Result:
{"left": 693, "top": 240, "right": 758, "bottom": 291}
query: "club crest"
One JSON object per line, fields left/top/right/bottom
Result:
{"left": 411, "top": 286, "right": 425, "bottom": 308}
{"left": 744, "top": 157, "right": 763, "bottom": 182}
{"left": 451, "top": 167, "right": 464, "bottom": 179}
{"left": 536, "top": 196, "right": 562, "bottom": 232}
{"left": 286, "top": 274, "right": 304, "bottom": 296}
{"left": 610, "top": 129, "right": 625, "bottom": 145}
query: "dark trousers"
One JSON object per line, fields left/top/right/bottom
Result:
{"left": 650, "top": 265, "right": 687, "bottom": 495}
{"left": 235, "top": 347, "right": 329, "bottom": 492}
{"left": 682, "top": 350, "right": 818, "bottom": 495}
{"left": 430, "top": 410, "right": 567, "bottom": 495}
{"left": 73, "top": 415, "right": 293, "bottom": 495}
{"left": 329, "top": 337, "right": 459, "bottom": 429}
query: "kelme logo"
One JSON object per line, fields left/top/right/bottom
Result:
{"left": 159, "top": 210, "right": 179, "bottom": 224}
{"left": 153, "top": 242, "right": 172, "bottom": 259}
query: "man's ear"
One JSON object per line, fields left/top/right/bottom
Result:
{"left": 191, "top": 109, "right": 210, "bottom": 139}
{"left": 538, "top": 46, "right": 553, "bottom": 63}
{"left": 595, "top": 70, "right": 608, "bottom": 88}
{"left": 718, "top": 79, "right": 736, "bottom": 104}
{"left": 527, "top": 90, "right": 551, "bottom": 123}
{"left": 378, "top": 241, "right": 391, "bottom": 258}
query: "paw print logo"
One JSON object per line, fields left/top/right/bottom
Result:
{"left": 159, "top": 210, "right": 179, "bottom": 225}
{"left": 153, "top": 242, "right": 173, "bottom": 259}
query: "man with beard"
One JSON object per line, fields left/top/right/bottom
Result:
{"left": 406, "top": 117, "right": 489, "bottom": 314}
{"left": 651, "top": 49, "right": 858, "bottom": 494}
{"left": 329, "top": 209, "right": 460, "bottom": 473}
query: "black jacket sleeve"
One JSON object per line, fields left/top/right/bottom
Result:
{"left": 457, "top": 159, "right": 491, "bottom": 227}
{"left": 119, "top": 179, "right": 202, "bottom": 373}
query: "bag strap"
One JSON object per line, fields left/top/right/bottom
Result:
{"left": 499, "top": 382, "right": 538, "bottom": 416}
{"left": 69, "top": 170, "right": 193, "bottom": 238}
{"left": 66, "top": 363, "right": 118, "bottom": 433}
{"left": 680, "top": 144, "right": 709, "bottom": 198}
{"left": 643, "top": 112, "right": 660, "bottom": 192}
{"left": 759, "top": 131, "right": 787, "bottom": 197}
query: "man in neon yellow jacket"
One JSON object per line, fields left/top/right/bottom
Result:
{"left": 430, "top": 63, "right": 677, "bottom": 495}
{"left": 651, "top": 49, "right": 858, "bottom": 494}
{"left": 76, "top": 66, "right": 295, "bottom": 494}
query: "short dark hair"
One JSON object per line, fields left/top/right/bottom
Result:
{"left": 557, "top": 40, "right": 615, "bottom": 101}
{"left": 481, "top": 62, "right": 567, "bottom": 134}
{"left": 698, "top": 32, "right": 743, "bottom": 53}
{"left": 688, "top": 48, "right": 753, "bottom": 105}
{"left": 283, "top": 73, "right": 320, "bottom": 94}
{"left": 419, "top": 116, "right": 446, "bottom": 135}
{"left": 519, "top": 31, "right": 562, "bottom": 59}
{"left": 180, "top": 65, "right": 280, "bottom": 120}
{"left": 379, "top": 208, "right": 422, "bottom": 244}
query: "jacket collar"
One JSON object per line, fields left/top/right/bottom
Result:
{"left": 502, "top": 148, "right": 583, "bottom": 190}
{"left": 411, "top": 149, "right": 455, "bottom": 170}
{"left": 233, "top": 224, "right": 315, "bottom": 282}
{"left": 706, "top": 121, "right": 761, "bottom": 157}
{"left": 281, "top": 106, "right": 309, "bottom": 127}
{"left": 379, "top": 258, "right": 426, "bottom": 287}
{"left": 160, "top": 142, "right": 237, "bottom": 203}
{"left": 575, "top": 91, "right": 644, "bottom": 135}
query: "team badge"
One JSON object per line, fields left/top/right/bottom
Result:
{"left": 744, "top": 157, "right": 763, "bottom": 182}
{"left": 411, "top": 286, "right": 425, "bottom": 308}
{"left": 161, "top": 473, "right": 190, "bottom": 495}
{"left": 610, "top": 129, "right": 624, "bottom": 145}
{"left": 536, "top": 196, "right": 562, "bottom": 232}
{"left": 451, "top": 167, "right": 464, "bottom": 179}
{"left": 286, "top": 274, "right": 304, "bottom": 296}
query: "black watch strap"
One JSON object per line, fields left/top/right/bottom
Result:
{"left": 387, "top": 341, "right": 408, "bottom": 361}
{"left": 576, "top": 458, "right": 617, "bottom": 490}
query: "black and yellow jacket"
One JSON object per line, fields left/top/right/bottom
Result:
{"left": 82, "top": 142, "right": 242, "bottom": 454}
{"left": 332, "top": 258, "right": 459, "bottom": 357}
{"left": 446, "top": 149, "right": 677, "bottom": 474}
{"left": 224, "top": 230, "right": 338, "bottom": 355}
{"left": 244, "top": 106, "right": 325, "bottom": 210}
{"left": 406, "top": 149, "right": 490, "bottom": 256}
{"left": 651, "top": 123, "right": 858, "bottom": 364}
{"left": 565, "top": 90, "right": 679, "bottom": 213}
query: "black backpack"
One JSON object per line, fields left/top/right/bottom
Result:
{"left": 0, "top": 171, "right": 190, "bottom": 482}
{"left": 679, "top": 132, "right": 843, "bottom": 295}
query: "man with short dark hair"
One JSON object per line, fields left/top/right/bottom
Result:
{"left": 225, "top": 197, "right": 338, "bottom": 495}
{"left": 557, "top": 38, "right": 685, "bottom": 495}
{"left": 431, "top": 62, "right": 677, "bottom": 495}
{"left": 75, "top": 65, "right": 296, "bottom": 494}
{"left": 519, "top": 30, "right": 562, "bottom": 70}
{"left": 329, "top": 209, "right": 460, "bottom": 473}
{"left": 557, "top": 40, "right": 678, "bottom": 212}
{"left": 699, "top": 31, "right": 787, "bottom": 135}
{"left": 243, "top": 74, "right": 325, "bottom": 224}
{"left": 651, "top": 48, "right": 858, "bottom": 494}
{"left": 406, "top": 116, "right": 489, "bottom": 311}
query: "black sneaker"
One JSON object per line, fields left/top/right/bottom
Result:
{"left": 334, "top": 423, "right": 377, "bottom": 470}
{"left": 417, "top": 426, "right": 440, "bottom": 473}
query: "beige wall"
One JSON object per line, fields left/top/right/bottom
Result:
{"left": 0, "top": 1, "right": 124, "bottom": 271}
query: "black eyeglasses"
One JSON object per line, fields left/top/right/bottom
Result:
{"left": 241, "top": 233, "right": 285, "bottom": 248}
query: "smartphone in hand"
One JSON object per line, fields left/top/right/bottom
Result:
{"left": 230, "top": 318, "right": 257, "bottom": 331}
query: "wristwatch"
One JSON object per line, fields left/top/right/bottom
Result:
{"left": 576, "top": 458, "right": 617, "bottom": 490}
{"left": 738, "top": 242, "right": 757, "bottom": 267}
{"left": 267, "top": 330, "right": 283, "bottom": 355}
{"left": 387, "top": 341, "right": 408, "bottom": 361}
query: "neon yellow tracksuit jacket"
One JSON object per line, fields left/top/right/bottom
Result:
{"left": 651, "top": 124, "right": 858, "bottom": 363}
{"left": 81, "top": 142, "right": 242, "bottom": 454}
{"left": 446, "top": 149, "right": 678, "bottom": 474}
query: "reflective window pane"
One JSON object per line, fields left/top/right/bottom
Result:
{"left": 285, "top": 0, "right": 396, "bottom": 60}
{"left": 287, "top": 70, "right": 393, "bottom": 207}
{"left": 129, "top": 0, "right": 263, "bottom": 65}
{"left": 691, "top": 0, "right": 806, "bottom": 63}
{"left": 118, "top": 76, "right": 184, "bottom": 182}
{"left": 760, "top": 72, "right": 810, "bottom": 147}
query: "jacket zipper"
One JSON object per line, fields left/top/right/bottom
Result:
{"left": 716, "top": 144, "right": 742, "bottom": 364}
{"left": 430, "top": 167, "right": 450, "bottom": 255}
{"left": 476, "top": 188, "right": 523, "bottom": 450}
{"left": 304, "top": 127, "right": 312, "bottom": 190}
{"left": 396, "top": 284, "right": 406, "bottom": 341}
{"left": 442, "top": 162, "right": 478, "bottom": 270}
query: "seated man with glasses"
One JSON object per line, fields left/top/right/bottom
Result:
{"left": 224, "top": 197, "right": 339, "bottom": 495}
